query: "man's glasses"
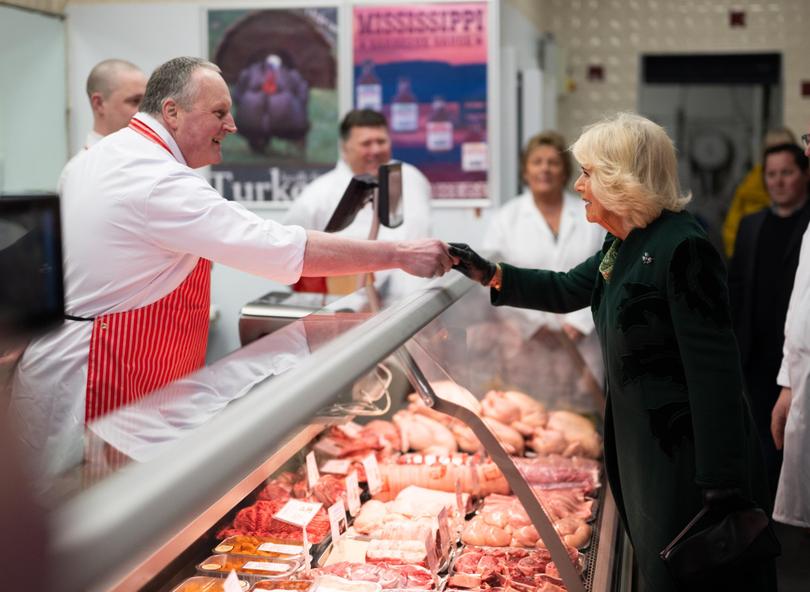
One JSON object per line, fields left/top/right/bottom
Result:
{"left": 802, "top": 133, "right": 810, "bottom": 148}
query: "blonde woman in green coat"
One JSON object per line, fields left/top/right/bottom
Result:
{"left": 451, "top": 113, "right": 776, "bottom": 592}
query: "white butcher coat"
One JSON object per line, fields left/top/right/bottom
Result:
{"left": 11, "top": 113, "right": 308, "bottom": 477}
{"left": 283, "top": 159, "right": 432, "bottom": 296}
{"left": 774, "top": 224, "right": 810, "bottom": 527}
{"left": 482, "top": 191, "right": 606, "bottom": 383}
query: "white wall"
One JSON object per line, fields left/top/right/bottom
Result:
{"left": 0, "top": 5, "right": 67, "bottom": 192}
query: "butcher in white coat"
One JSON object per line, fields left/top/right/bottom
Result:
{"left": 771, "top": 219, "right": 810, "bottom": 528}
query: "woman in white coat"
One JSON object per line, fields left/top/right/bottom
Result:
{"left": 481, "top": 131, "right": 605, "bottom": 408}
{"left": 771, "top": 222, "right": 810, "bottom": 529}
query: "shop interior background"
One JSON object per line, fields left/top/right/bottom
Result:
{"left": 2, "top": 0, "right": 810, "bottom": 361}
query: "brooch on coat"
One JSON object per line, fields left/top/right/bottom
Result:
{"left": 641, "top": 252, "right": 654, "bottom": 265}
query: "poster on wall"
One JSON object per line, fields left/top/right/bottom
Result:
{"left": 353, "top": 2, "right": 489, "bottom": 203}
{"left": 207, "top": 7, "right": 338, "bottom": 206}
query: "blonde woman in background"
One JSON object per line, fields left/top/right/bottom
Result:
{"left": 482, "top": 131, "right": 605, "bottom": 406}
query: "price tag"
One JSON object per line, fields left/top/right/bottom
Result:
{"left": 241, "top": 560, "right": 291, "bottom": 573}
{"left": 273, "top": 499, "right": 323, "bottom": 528}
{"left": 362, "top": 453, "right": 382, "bottom": 495}
{"left": 328, "top": 499, "right": 347, "bottom": 542}
{"left": 424, "top": 528, "right": 439, "bottom": 587}
{"left": 345, "top": 471, "right": 361, "bottom": 516}
{"left": 223, "top": 570, "right": 245, "bottom": 592}
{"left": 455, "top": 473, "right": 464, "bottom": 513}
{"left": 337, "top": 421, "right": 363, "bottom": 438}
{"left": 320, "top": 459, "right": 352, "bottom": 475}
{"left": 257, "top": 542, "right": 305, "bottom": 555}
{"left": 436, "top": 506, "right": 450, "bottom": 554}
{"left": 306, "top": 451, "right": 320, "bottom": 490}
{"left": 314, "top": 437, "right": 343, "bottom": 457}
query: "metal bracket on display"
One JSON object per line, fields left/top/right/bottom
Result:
{"left": 398, "top": 344, "right": 588, "bottom": 592}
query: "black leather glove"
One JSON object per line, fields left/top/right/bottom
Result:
{"left": 449, "top": 242, "right": 497, "bottom": 286}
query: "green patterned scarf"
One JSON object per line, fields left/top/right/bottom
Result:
{"left": 599, "top": 239, "right": 621, "bottom": 282}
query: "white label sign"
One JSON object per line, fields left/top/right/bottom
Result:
{"left": 241, "top": 560, "right": 290, "bottom": 573}
{"left": 257, "top": 542, "right": 305, "bottom": 555}
{"left": 273, "top": 499, "right": 323, "bottom": 528}
{"left": 320, "top": 459, "right": 352, "bottom": 475}
{"left": 328, "top": 499, "right": 347, "bottom": 542}
{"left": 362, "top": 453, "right": 382, "bottom": 495}
{"left": 223, "top": 570, "right": 244, "bottom": 592}
{"left": 346, "top": 471, "right": 361, "bottom": 516}
{"left": 306, "top": 451, "right": 320, "bottom": 490}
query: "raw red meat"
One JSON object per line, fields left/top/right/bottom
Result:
{"left": 216, "top": 499, "right": 329, "bottom": 543}
{"left": 313, "top": 561, "right": 435, "bottom": 589}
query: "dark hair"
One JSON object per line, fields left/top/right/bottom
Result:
{"left": 339, "top": 109, "right": 388, "bottom": 141}
{"left": 140, "top": 57, "right": 221, "bottom": 115}
{"left": 763, "top": 143, "right": 809, "bottom": 174}
{"left": 521, "top": 130, "right": 572, "bottom": 185}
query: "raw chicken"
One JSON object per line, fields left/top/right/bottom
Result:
{"left": 392, "top": 410, "right": 457, "bottom": 453}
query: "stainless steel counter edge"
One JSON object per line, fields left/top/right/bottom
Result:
{"left": 49, "top": 273, "right": 475, "bottom": 592}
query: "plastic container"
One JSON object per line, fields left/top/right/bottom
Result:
{"left": 215, "top": 536, "right": 306, "bottom": 559}
{"left": 171, "top": 576, "right": 249, "bottom": 592}
{"left": 197, "top": 554, "right": 300, "bottom": 582}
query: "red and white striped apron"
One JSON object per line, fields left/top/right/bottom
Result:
{"left": 84, "top": 118, "right": 211, "bottom": 421}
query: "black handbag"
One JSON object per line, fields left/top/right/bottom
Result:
{"left": 659, "top": 501, "right": 781, "bottom": 584}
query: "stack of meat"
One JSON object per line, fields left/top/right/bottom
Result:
{"left": 527, "top": 411, "right": 601, "bottom": 459}
{"left": 254, "top": 470, "right": 348, "bottom": 508}
{"left": 513, "top": 456, "right": 601, "bottom": 494}
{"left": 317, "top": 420, "right": 401, "bottom": 461}
{"left": 448, "top": 546, "right": 582, "bottom": 592}
{"left": 462, "top": 494, "right": 592, "bottom": 549}
{"left": 216, "top": 498, "right": 330, "bottom": 543}
{"left": 310, "top": 561, "right": 435, "bottom": 589}
{"left": 378, "top": 459, "right": 509, "bottom": 498}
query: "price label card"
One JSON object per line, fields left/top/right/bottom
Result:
{"left": 223, "top": 570, "right": 246, "bottom": 592}
{"left": 424, "top": 528, "right": 439, "bottom": 585}
{"left": 306, "top": 451, "right": 320, "bottom": 490}
{"left": 257, "top": 542, "right": 305, "bottom": 555}
{"left": 328, "top": 499, "right": 347, "bottom": 542}
{"left": 337, "top": 421, "right": 363, "bottom": 438}
{"left": 320, "top": 459, "right": 352, "bottom": 475}
{"left": 241, "top": 560, "right": 290, "bottom": 573}
{"left": 362, "top": 453, "right": 382, "bottom": 495}
{"left": 273, "top": 499, "right": 323, "bottom": 528}
{"left": 314, "top": 437, "right": 343, "bottom": 457}
{"left": 345, "top": 471, "right": 361, "bottom": 516}
{"left": 436, "top": 506, "right": 450, "bottom": 553}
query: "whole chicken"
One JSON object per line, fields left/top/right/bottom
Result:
{"left": 481, "top": 390, "right": 522, "bottom": 424}
{"left": 393, "top": 410, "right": 457, "bottom": 453}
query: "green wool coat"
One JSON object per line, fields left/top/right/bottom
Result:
{"left": 492, "top": 210, "right": 775, "bottom": 591}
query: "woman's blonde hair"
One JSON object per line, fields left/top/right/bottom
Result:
{"left": 571, "top": 112, "right": 691, "bottom": 229}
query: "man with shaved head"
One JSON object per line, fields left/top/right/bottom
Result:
{"left": 84, "top": 58, "right": 148, "bottom": 147}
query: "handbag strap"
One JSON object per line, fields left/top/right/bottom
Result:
{"left": 660, "top": 506, "right": 710, "bottom": 557}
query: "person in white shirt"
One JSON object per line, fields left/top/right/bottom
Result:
{"left": 11, "top": 57, "right": 453, "bottom": 477}
{"left": 284, "top": 109, "right": 432, "bottom": 295}
{"left": 481, "top": 131, "right": 606, "bottom": 407}
{"left": 58, "top": 59, "right": 148, "bottom": 192}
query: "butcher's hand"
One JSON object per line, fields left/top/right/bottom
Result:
{"left": 771, "top": 386, "right": 792, "bottom": 450}
{"left": 449, "top": 243, "right": 497, "bottom": 286}
{"left": 397, "top": 239, "right": 454, "bottom": 278}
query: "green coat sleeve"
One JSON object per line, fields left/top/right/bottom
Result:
{"left": 667, "top": 236, "right": 748, "bottom": 488}
{"left": 491, "top": 253, "right": 600, "bottom": 313}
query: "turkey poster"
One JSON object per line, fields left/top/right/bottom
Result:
{"left": 353, "top": 2, "right": 488, "bottom": 202}
{"left": 207, "top": 7, "right": 338, "bottom": 206}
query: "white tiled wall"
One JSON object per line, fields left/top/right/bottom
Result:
{"left": 510, "top": 0, "right": 810, "bottom": 143}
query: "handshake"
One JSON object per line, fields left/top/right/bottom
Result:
{"left": 449, "top": 243, "right": 498, "bottom": 287}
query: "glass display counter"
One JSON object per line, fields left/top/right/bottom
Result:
{"left": 45, "top": 271, "right": 630, "bottom": 592}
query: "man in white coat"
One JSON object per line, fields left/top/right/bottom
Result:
{"left": 284, "top": 109, "right": 432, "bottom": 296}
{"left": 11, "top": 57, "right": 452, "bottom": 477}
{"left": 771, "top": 172, "right": 810, "bottom": 530}
{"left": 58, "top": 59, "right": 148, "bottom": 191}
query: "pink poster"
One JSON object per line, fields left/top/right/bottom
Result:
{"left": 353, "top": 2, "right": 488, "bottom": 201}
